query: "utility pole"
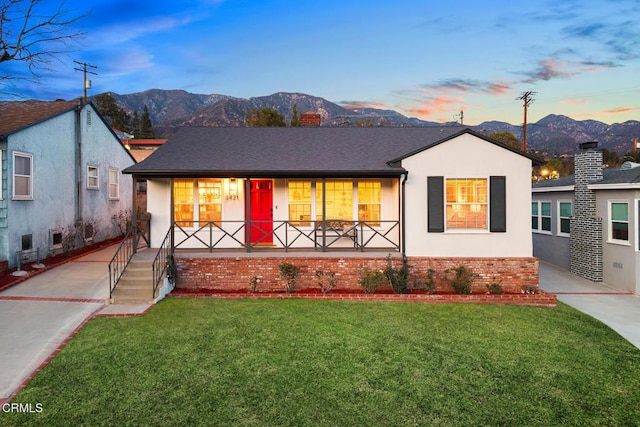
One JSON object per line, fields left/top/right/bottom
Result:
{"left": 454, "top": 110, "right": 464, "bottom": 125}
{"left": 517, "top": 91, "right": 536, "bottom": 151}
{"left": 73, "top": 60, "right": 97, "bottom": 100}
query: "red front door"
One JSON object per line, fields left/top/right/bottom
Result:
{"left": 247, "top": 180, "right": 273, "bottom": 244}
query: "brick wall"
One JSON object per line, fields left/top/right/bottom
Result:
{"left": 175, "top": 255, "right": 539, "bottom": 294}
{"left": 570, "top": 150, "right": 603, "bottom": 281}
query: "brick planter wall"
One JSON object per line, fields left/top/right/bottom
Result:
{"left": 174, "top": 255, "right": 539, "bottom": 294}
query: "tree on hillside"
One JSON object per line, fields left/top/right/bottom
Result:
{"left": 0, "top": 0, "right": 87, "bottom": 92}
{"left": 245, "top": 108, "right": 286, "bottom": 127}
{"left": 138, "top": 105, "right": 155, "bottom": 138}
{"left": 488, "top": 131, "right": 521, "bottom": 150}
{"left": 94, "top": 92, "right": 131, "bottom": 132}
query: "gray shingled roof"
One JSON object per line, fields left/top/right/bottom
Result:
{"left": 533, "top": 164, "right": 640, "bottom": 189}
{"left": 125, "top": 126, "right": 539, "bottom": 178}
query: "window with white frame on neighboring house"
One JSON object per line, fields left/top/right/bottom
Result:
{"left": 87, "top": 166, "right": 99, "bottom": 189}
{"left": 108, "top": 168, "right": 119, "bottom": 199}
{"left": 13, "top": 152, "right": 33, "bottom": 200}
{"left": 173, "top": 179, "right": 223, "bottom": 227}
{"left": 558, "top": 201, "right": 572, "bottom": 236}
{"left": 532, "top": 200, "right": 552, "bottom": 233}
{"left": 609, "top": 201, "right": 629, "bottom": 243}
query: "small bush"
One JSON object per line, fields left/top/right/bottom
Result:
{"left": 357, "top": 266, "right": 385, "bottom": 294}
{"left": 445, "top": 266, "right": 477, "bottom": 295}
{"left": 424, "top": 269, "right": 436, "bottom": 294}
{"left": 383, "top": 255, "right": 410, "bottom": 294}
{"left": 279, "top": 263, "right": 300, "bottom": 293}
{"left": 315, "top": 270, "right": 337, "bottom": 294}
{"left": 249, "top": 276, "right": 259, "bottom": 293}
{"left": 486, "top": 282, "right": 504, "bottom": 295}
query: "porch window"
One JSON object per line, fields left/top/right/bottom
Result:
{"left": 357, "top": 181, "right": 381, "bottom": 226}
{"left": 316, "top": 180, "right": 353, "bottom": 221}
{"left": 445, "top": 178, "right": 487, "bottom": 229}
{"left": 288, "top": 181, "right": 311, "bottom": 226}
{"left": 198, "top": 179, "right": 222, "bottom": 224}
{"left": 174, "top": 179, "right": 223, "bottom": 227}
{"left": 174, "top": 179, "right": 195, "bottom": 227}
{"left": 609, "top": 201, "right": 629, "bottom": 242}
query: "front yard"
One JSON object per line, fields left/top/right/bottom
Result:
{"left": 2, "top": 298, "right": 639, "bottom": 426}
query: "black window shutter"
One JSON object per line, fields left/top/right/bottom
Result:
{"left": 490, "top": 176, "right": 506, "bottom": 232}
{"left": 427, "top": 176, "right": 444, "bottom": 232}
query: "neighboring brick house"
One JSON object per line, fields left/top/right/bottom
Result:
{"left": 532, "top": 143, "right": 640, "bottom": 294}
{"left": 0, "top": 99, "right": 135, "bottom": 269}
{"left": 124, "top": 127, "right": 542, "bottom": 292}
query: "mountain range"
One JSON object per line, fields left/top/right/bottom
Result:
{"left": 102, "top": 89, "right": 640, "bottom": 155}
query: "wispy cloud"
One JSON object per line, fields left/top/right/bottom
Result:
{"left": 87, "top": 15, "right": 194, "bottom": 47}
{"left": 421, "top": 79, "right": 511, "bottom": 95}
{"left": 339, "top": 100, "right": 389, "bottom": 110}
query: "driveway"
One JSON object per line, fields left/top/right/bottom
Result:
{"left": 0, "top": 245, "right": 150, "bottom": 403}
{"left": 539, "top": 261, "right": 640, "bottom": 350}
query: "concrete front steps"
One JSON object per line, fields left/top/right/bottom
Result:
{"left": 110, "top": 252, "right": 157, "bottom": 305}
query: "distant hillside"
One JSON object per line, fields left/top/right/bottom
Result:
{"left": 98, "top": 89, "right": 640, "bottom": 155}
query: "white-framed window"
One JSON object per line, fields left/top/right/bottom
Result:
{"left": 532, "top": 200, "right": 552, "bottom": 233}
{"left": 557, "top": 201, "right": 572, "bottom": 237}
{"left": 13, "top": 151, "right": 33, "bottom": 200}
{"left": 108, "top": 168, "right": 119, "bottom": 200}
{"left": 286, "top": 179, "right": 383, "bottom": 227}
{"left": 173, "top": 179, "right": 223, "bottom": 227}
{"left": 87, "top": 165, "right": 99, "bottom": 189}
{"left": 445, "top": 178, "right": 487, "bottom": 230}
{"left": 609, "top": 200, "right": 629, "bottom": 244}
{"left": 288, "top": 180, "right": 312, "bottom": 226}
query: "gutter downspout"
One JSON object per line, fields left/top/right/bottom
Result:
{"left": 74, "top": 100, "right": 83, "bottom": 225}
{"left": 401, "top": 172, "right": 408, "bottom": 263}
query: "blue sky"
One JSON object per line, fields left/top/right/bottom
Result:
{"left": 3, "top": 0, "right": 640, "bottom": 125}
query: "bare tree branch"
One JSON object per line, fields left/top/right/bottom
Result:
{"left": 0, "top": 0, "right": 87, "bottom": 87}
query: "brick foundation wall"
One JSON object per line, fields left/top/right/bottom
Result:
{"left": 175, "top": 256, "right": 539, "bottom": 294}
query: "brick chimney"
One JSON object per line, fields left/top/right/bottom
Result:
{"left": 570, "top": 142, "right": 603, "bottom": 281}
{"left": 300, "top": 113, "right": 321, "bottom": 127}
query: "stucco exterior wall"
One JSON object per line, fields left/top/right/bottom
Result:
{"left": 402, "top": 133, "right": 533, "bottom": 257}
{"left": 2, "top": 104, "right": 133, "bottom": 267}
{"left": 531, "top": 191, "right": 573, "bottom": 270}
{"left": 595, "top": 189, "right": 640, "bottom": 293}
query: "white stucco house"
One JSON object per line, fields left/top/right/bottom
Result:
{"left": 533, "top": 144, "right": 640, "bottom": 294}
{"left": 0, "top": 99, "right": 135, "bottom": 269}
{"left": 123, "top": 127, "right": 542, "bottom": 293}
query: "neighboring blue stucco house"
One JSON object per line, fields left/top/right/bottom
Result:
{"left": 0, "top": 99, "right": 135, "bottom": 269}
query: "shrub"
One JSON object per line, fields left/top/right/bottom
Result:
{"left": 278, "top": 263, "right": 300, "bottom": 293}
{"left": 444, "top": 266, "right": 477, "bottom": 295}
{"left": 357, "top": 266, "right": 385, "bottom": 294}
{"left": 486, "top": 282, "right": 504, "bottom": 295}
{"left": 315, "top": 270, "right": 337, "bottom": 294}
{"left": 249, "top": 276, "right": 259, "bottom": 293}
{"left": 383, "top": 255, "right": 410, "bottom": 294}
{"left": 424, "top": 269, "right": 436, "bottom": 294}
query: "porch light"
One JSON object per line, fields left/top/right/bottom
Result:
{"left": 226, "top": 178, "right": 238, "bottom": 200}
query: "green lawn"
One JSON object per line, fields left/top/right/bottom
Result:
{"left": 2, "top": 299, "right": 640, "bottom": 426}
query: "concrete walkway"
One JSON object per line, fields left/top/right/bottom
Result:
{"left": 0, "top": 244, "right": 151, "bottom": 403}
{"left": 539, "top": 261, "right": 640, "bottom": 350}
